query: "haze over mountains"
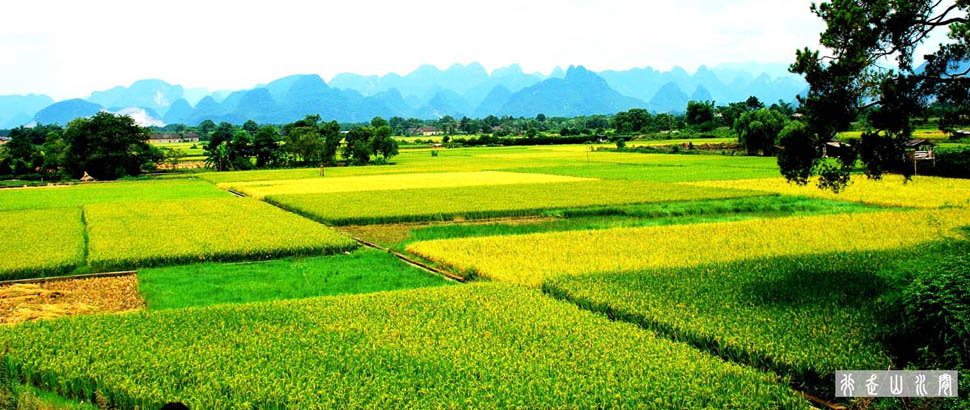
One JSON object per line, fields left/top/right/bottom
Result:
{"left": 0, "top": 62, "right": 808, "bottom": 128}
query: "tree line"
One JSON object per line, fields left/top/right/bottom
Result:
{"left": 200, "top": 115, "right": 399, "bottom": 172}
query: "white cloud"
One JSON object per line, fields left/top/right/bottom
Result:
{"left": 0, "top": 0, "right": 951, "bottom": 100}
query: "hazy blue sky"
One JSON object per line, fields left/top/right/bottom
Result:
{"left": 0, "top": 0, "right": 953, "bottom": 99}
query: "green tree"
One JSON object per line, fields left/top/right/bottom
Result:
{"left": 344, "top": 126, "right": 373, "bottom": 165}
{"left": 286, "top": 127, "right": 324, "bottom": 164}
{"left": 227, "top": 130, "right": 254, "bottom": 170}
{"left": 686, "top": 101, "right": 716, "bottom": 131}
{"left": 204, "top": 142, "right": 231, "bottom": 171}
{"left": 370, "top": 116, "right": 389, "bottom": 128}
{"left": 0, "top": 124, "right": 64, "bottom": 177}
{"left": 320, "top": 121, "right": 342, "bottom": 165}
{"left": 787, "top": 0, "right": 969, "bottom": 189}
{"left": 207, "top": 122, "right": 236, "bottom": 152}
{"left": 613, "top": 109, "right": 652, "bottom": 134}
{"left": 254, "top": 125, "right": 283, "bottom": 168}
{"left": 243, "top": 120, "right": 259, "bottom": 135}
{"left": 735, "top": 108, "right": 789, "bottom": 156}
{"left": 61, "top": 112, "right": 159, "bottom": 179}
{"left": 370, "top": 125, "right": 398, "bottom": 162}
{"left": 197, "top": 120, "right": 216, "bottom": 140}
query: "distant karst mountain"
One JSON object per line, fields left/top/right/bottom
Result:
{"left": 32, "top": 99, "right": 104, "bottom": 125}
{"left": 0, "top": 94, "right": 54, "bottom": 128}
{"left": 497, "top": 66, "right": 644, "bottom": 117}
{"left": 1, "top": 62, "right": 810, "bottom": 127}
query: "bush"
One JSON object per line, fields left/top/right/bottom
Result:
{"left": 897, "top": 248, "right": 970, "bottom": 369}
{"left": 923, "top": 147, "right": 970, "bottom": 179}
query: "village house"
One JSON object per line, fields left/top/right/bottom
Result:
{"left": 406, "top": 126, "right": 442, "bottom": 136}
{"left": 150, "top": 132, "right": 200, "bottom": 143}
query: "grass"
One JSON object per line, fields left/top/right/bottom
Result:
{"left": 0, "top": 208, "right": 86, "bottom": 280}
{"left": 0, "top": 179, "right": 229, "bottom": 211}
{"left": 266, "top": 180, "right": 764, "bottom": 225}
{"left": 84, "top": 197, "right": 358, "bottom": 270}
{"left": 406, "top": 208, "right": 970, "bottom": 286}
{"left": 219, "top": 171, "right": 591, "bottom": 199}
{"left": 138, "top": 248, "right": 452, "bottom": 310}
{"left": 0, "top": 382, "right": 100, "bottom": 410}
{"left": 0, "top": 283, "right": 806, "bottom": 409}
{"left": 689, "top": 175, "right": 970, "bottom": 209}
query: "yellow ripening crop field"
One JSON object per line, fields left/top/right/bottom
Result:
{"left": 84, "top": 197, "right": 357, "bottom": 270}
{"left": 406, "top": 208, "right": 970, "bottom": 287}
{"left": 688, "top": 175, "right": 970, "bottom": 209}
{"left": 219, "top": 171, "right": 593, "bottom": 198}
{"left": 0, "top": 208, "right": 86, "bottom": 280}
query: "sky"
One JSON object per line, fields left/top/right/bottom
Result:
{"left": 0, "top": 0, "right": 955, "bottom": 100}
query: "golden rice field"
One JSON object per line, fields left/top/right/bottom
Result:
{"left": 266, "top": 180, "right": 764, "bottom": 225}
{"left": 219, "top": 171, "right": 592, "bottom": 198}
{"left": 0, "top": 283, "right": 806, "bottom": 408}
{"left": 0, "top": 208, "right": 85, "bottom": 280}
{"left": 406, "top": 208, "right": 970, "bottom": 286}
{"left": 84, "top": 197, "right": 357, "bottom": 270}
{"left": 688, "top": 175, "right": 970, "bottom": 209}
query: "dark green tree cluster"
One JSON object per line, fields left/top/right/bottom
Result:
{"left": 685, "top": 101, "right": 716, "bottom": 131}
{"left": 202, "top": 115, "right": 398, "bottom": 171}
{"left": 786, "top": 0, "right": 968, "bottom": 190}
{"left": 343, "top": 117, "right": 399, "bottom": 165}
{"left": 0, "top": 112, "right": 161, "bottom": 180}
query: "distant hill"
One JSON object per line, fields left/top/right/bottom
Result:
{"left": 0, "top": 94, "right": 53, "bottom": 128}
{"left": 497, "top": 66, "right": 645, "bottom": 117}
{"left": 474, "top": 86, "right": 513, "bottom": 118}
{"left": 649, "top": 82, "right": 690, "bottom": 114}
{"left": 6, "top": 61, "right": 814, "bottom": 126}
{"left": 33, "top": 99, "right": 103, "bottom": 125}
{"left": 86, "top": 79, "right": 184, "bottom": 116}
{"left": 162, "top": 99, "right": 194, "bottom": 124}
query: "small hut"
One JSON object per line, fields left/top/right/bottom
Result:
{"left": 904, "top": 139, "right": 936, "bottom": 175}
{"left": 822, "top": 139, "right": 851, "bottom": 158}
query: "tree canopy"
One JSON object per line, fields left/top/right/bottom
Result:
{"left": 786, "top": 0, "right": 969, "bottom": 190}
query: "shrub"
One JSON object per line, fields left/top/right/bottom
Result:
{"left": 897, "top": 248, "right": 970, "bottom": 369}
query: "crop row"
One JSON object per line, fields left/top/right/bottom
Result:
{"left": 543, "top": 246, "right": 937, "bottom": 394}
{"left": 266, "top": 180, "right": 764, "bottom": 225}
{"left": 0, "top": 283, "right": 807, "bottom": 409}
{"left": 0, "top": 197, "right": 357, "bottom": 279}
{"left": 406, "top": 208, "right": 970, "bottom": 286}
{"left": 219, "top": 171, "right": 590, "bottom": 199}
{"left": 688, "top": 175, "right": 970, "bottom": 209}
{"left": 0, "top": 209, "right": 85, "bottom": 280}
{"left": 84, "top": 197, "right": 358, "bottom": 271}
{"left": 0, "top": 179, "right": 229, "bottom": 211}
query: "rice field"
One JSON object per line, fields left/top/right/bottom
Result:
{"left": 3, "top": 143, "right": 969, "bottom": 408}
{"left": 0, "top": 179, "right": 229, "bottom": 211}
{"left": 220, "top": 171, "right": 593, "bottom": 198}
{"left": 0, "top": 208, "right": 85, "bottom": 280}
{"left": 543, "top": 244, "right": 962, "bottom": 392}
{"left": 406, "top": 208, "right": 970, "bottom": 286}
{"left": 689, "top": 175, "right": 970, "bottom": 209}
{"left": 266, "top": 180, "right": 765, "bottom": 225}
{"left": 84, "top": 197, "right": 358, "bottom": 270}
{"left": 0, "top": 283, "right": 806, "bottom": 409}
